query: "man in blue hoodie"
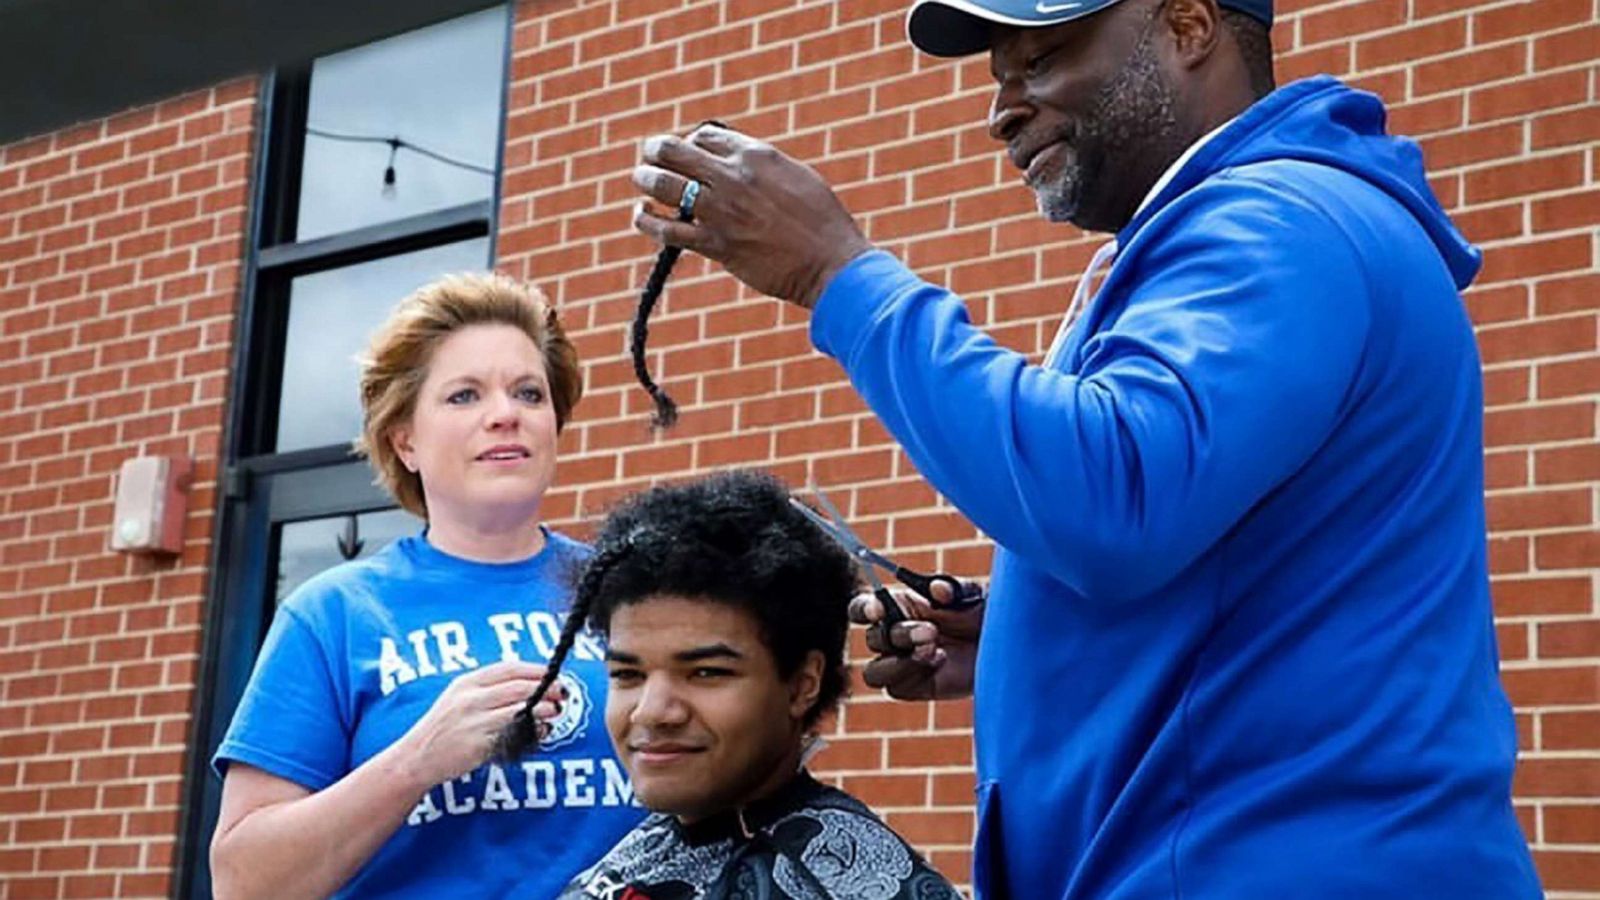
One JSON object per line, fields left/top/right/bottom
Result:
{"left": 629, "top": 0, "right": 1543, "bottom": 895}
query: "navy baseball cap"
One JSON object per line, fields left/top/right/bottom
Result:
{"left": 907, "top": 0, "right": 1273, "bottom": 57}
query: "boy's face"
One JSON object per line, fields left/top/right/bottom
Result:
{"left": 604, "top": 596, "right": 823, "bottom": 823}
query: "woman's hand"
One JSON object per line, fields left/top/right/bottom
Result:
{"left": 395, "top": 660, "right": 563, "bottom": 787}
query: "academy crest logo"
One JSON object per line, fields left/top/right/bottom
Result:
{"left": 539, "top": 670, "right": 592, "bottom": 751}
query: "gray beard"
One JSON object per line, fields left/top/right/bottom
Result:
{"left": 1033, "top": 176, "right": 1080, "bottom": 223}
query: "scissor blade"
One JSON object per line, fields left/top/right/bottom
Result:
{"left": 811, "top": 485, "right": 905, "bottom": 574}
{"left": 858, "top": 554, "right": 890, "bottom": 594}
{"left": 811, "top": 486, "right": 866, "bottom": 544}
{"left": 788, "top": 497, "right": 857, "bottom": 546}
{"left": 790, "top": 496, "right": 890, "bottom": 592}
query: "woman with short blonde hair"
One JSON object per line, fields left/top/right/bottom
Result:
{"left": 211, "top": 272, "right": 641, "bottom": 899}
{"left": 357, "top": 272, "right": 583, "bottom": 516}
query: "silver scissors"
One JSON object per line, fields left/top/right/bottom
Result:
{"left": 790, "top": 485, "right": 984, "bottom": 654}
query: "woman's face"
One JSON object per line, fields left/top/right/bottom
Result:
{"left": 389, "top": 323, "right": 559, "bottom": 527}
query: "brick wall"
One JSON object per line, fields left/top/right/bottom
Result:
{"left": 497, "top": 0, "right": 1599, "bottom": 894}
{"left": 0, "top": 81, "right": 256, "bottom": 897}
{"left": 0, "top": 0, "right": 1594, "bottom": 895}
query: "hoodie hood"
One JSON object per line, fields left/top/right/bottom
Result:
{"left": 1123, "top": 75, "right": 1481, "bottom": 290}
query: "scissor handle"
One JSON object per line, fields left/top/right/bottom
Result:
{"left": 896, "top": 569, "right": 985, "bottom": 610}
{"left": 870, "top": 586, "right": 915, "bottom": 658}
{"left": 874, "top": 586, "right": 908, "bottom": 626}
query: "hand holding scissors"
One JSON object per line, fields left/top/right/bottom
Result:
{"left": 790, "top": 486, "right": 985, "bottom": 665}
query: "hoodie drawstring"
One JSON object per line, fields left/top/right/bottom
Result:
{"left": 1045, "top": 238, "right": 1119, "bottom": 368}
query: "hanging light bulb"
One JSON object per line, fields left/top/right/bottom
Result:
{"left": 382, "top": 138, "right": 400, "bottom": 198}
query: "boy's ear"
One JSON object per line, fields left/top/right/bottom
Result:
{"left": 788, "top": 650, "right": 826, "bottom": 721}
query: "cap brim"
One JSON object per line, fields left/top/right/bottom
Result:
{"left": 906, "top": 0, "right": 1107, "bottom": 57}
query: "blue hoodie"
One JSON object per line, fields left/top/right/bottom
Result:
{"left": 810, "top": 77, "right": 1540, "bottom": 898}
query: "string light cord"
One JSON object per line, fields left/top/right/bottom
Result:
{"left": 304, "top": 126, "right": 496, "bottom": 176}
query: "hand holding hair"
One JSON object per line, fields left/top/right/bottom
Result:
{"left": 396, "top": 660, "right": 559, "bottom": 785}
{"left": 626, "top": 122, "right": 721, "bottom": 429}
{"left": 631, "top": 122, "right": 874, "bottom": 310}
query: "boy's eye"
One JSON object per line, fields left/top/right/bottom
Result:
{"left": 691, "top": 667, "right": 735, "bottom": 680}
{"left": 446, "top": 387, "right": 477, "bottom": 405}
{"left": 608, "top": 668, "right": 643, "bottom": 684}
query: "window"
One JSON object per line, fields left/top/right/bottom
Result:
{"left": 176, "top": 9, "right": 510, "bottom": 897}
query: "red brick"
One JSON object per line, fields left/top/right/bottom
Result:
{"left": 1469, "top": 70, "right": 1591, "bottom": 124}
{"left": 691, "top": 432, "right": 769, "bottom": 467}
{"left": 1536, "top": 531, "right": 1600, "bottom": 570}
{"left": 1477, "top": 317, "right": 1596, "bottom": 365}
{"left": 885, "top": 809, "right": 974, "bottom": 845}
{"left": 1413, "top": 44, "right": 1526, "bottom": 97}
{"left": 1545, "top": 805, "right": 1600, "bottom": 844}
{"left": 1491, "top": 573, "right": 1593, "bottom": 614}
{"left": 757, "top": 5, "right": 832, "bottom": 43}
{"left": 1534, "top": 23, "right": 1600, "bottom": 70}
{"left": 1301, "top": 0, "right": 1406, "bottom": 45}
{"left": 62, "top": 875, "right": 120, "bottom": 898}
{"left": 1481, "top": 366, "right": 1530, "bottom": 407}
{"left": 1418, "top": 123, "right": 1523, "bottom": 171}
{"left": 1477, "top": 235, "right": 1593, "bottom": 285}
{"left": 910, "top": 158, "right": 998, "bottom": 203}
{"left": 739, "top": 327, "right": 811, "bottom": 364}
{"left": 1504, "top": 666, "right": 1600, "bottom": 707}
{"left": 1454, "top": 204, "right": 1522, "bottom": 247}
{"left": 1473, "top": 0, "right": 1592, "bottom": 43}
{"left": 1466, "top": 153, "right": 1585, "bottom": 206}
{"left": 1537, "top": 620, "right": 1600, "bottom": 659}
{"left": 1517, "top": 757, "right": 1600, "bottom": 798}
{"left": 1355, "top": 17, "right": 1467, "bottom": 70}
{"left": 683, "top": 23, "right": 755, "bottom": 65}
{"left": 798, "top": 20, "right": 875, "bottom": 65}
{"left": 1532, "top": 189, "right": 1600, "bottom": 233}
{"left": 841, "top": 772, "right": 928, "bottom": 807}
{"left": 1535, "top": 445, "right": 1600, "bottom": 484}
{"left": 1536, "top": 274, "right": 1600, "bottom": 316}
{"left": 1537, "top": 356, "right": 1600, "bottom": 400}
{"left": 1273, "top": 43, "right": 1350, "bottom": 80}
{"left": 621, "top": 443, "right": 692, "bottom": 477}
{"left": 119, "top": 873, "right": 171, "bottom": 896}
{"left": 775, "top": 420, "right": 854, "bottom": 457}
{"left": 874, "top": 69, "right": 958, "bottom": 113}
{"left": 1545, "top": 710, "right": 1600, "bottom": 750}
{"left": 887, "top": 733, "right": 972, "bottom": 768}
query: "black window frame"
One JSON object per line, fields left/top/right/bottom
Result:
{"left": 173, "top": 7, "right": 512, "bottom": 895}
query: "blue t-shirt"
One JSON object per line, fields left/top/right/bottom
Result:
{"left": 214, "top": 531, "right": 643, "bottom": 898}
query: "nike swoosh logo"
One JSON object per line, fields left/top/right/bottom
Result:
{"left": 1035, "top": 0, "right": 1083, "bottom": 11}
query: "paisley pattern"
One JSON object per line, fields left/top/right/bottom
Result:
{"left": 570, "top": 816, "right": 733, "bottom": 895}
{"left": 557, "top": 777, "right": 961, "bottom": 900}
{"left": 772, "top": 809, "right": 915, "bottom": 900}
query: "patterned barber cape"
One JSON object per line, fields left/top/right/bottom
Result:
{"left": 559, "top": 771, "right": 962, "bottom": 900}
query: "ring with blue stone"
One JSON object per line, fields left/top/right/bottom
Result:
{"left": 677, "top": 179, "right": 701, "bottom": 222}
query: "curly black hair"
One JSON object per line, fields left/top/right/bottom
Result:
{"left": 498, "top": 469, "right": 858, "bottom": 760}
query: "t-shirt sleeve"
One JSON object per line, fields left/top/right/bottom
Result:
{"left": 212, "top": 604, "right": 350, "bottom": 791}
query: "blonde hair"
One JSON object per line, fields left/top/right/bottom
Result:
{"left": 355, "top": 272, "right": 582, "bottom": 518}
